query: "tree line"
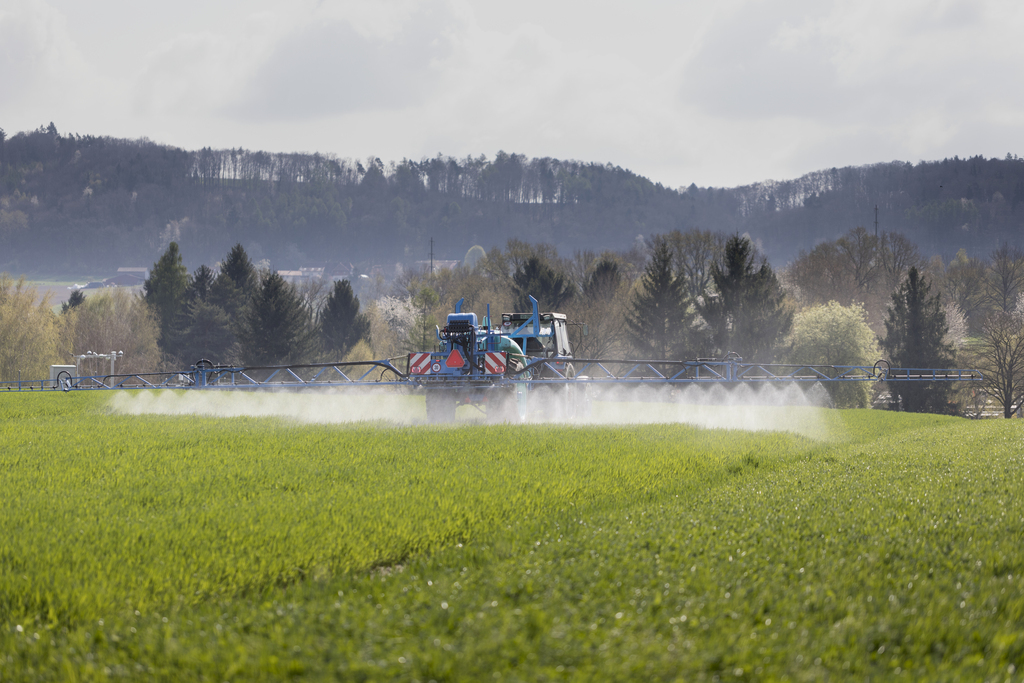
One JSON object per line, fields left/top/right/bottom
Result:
{"left": 9, "top": 225, "right": 1024, "bottom": 418}
{"left": 5, "top": 123, "right": 1024, "bottom": 279}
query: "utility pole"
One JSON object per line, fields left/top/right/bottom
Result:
{"left": 429, "top": 237, "right": 434, "bottom": 275}
{"left": 874, "top": 205, "right": 879, "bottom": 238}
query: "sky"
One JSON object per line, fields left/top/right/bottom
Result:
{"left": 2, "top": 0, "right": 1024, "bottom": 190}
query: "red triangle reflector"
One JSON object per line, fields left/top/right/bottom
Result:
{"left": 445, "top": 349, "right": 465, "bottom": 368}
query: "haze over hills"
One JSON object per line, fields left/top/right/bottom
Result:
{"left": 2, "top": 123, "right": 1023, "bottom": 276}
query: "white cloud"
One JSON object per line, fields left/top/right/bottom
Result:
{"left": 225, "top": 6, "right": 454, "bottom": 121}
{"left": 0, "top": 1, "right": 100, "bottom": 124}
{"left": 3, "top": 0, "right": 1024, "bottom": 188}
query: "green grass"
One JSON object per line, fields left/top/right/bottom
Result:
{"left": 1, "top": 392, "right": 1023, "bottom": 681}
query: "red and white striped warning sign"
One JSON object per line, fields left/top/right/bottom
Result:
{"left": 409, "top": 352, "right": 432, "bottom": 374}
{"left": 484, "top": 351, "right": 507, "bottom": 375}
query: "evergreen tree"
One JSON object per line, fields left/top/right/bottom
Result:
{"left": 210, "top": 244, "right": 256, "bottom": 321}
{"left": 881, "top": 267, "right": 957, "bottom": 413}
{"left": 180, "top": 301, "right": 236, "bottom": 364}
{"left": 220, "top": 243, "right": 257, "bottom": 293}
{"left": 185, "top": 265, "right": 216, "bottom": 305}
{"left": 512, "top": 256, "right": 575, "bottom": 311}
{"left": 61, "top": 289, "right": 85, "bottom": 314}
{"left": 699, "top": 235, "right": 792, "bottom": 363}
{"left": 143, "top": 241, "right": 189, "bottom": 349}
{"left": 239, "top": 272, "right": 316, "bottom": 365}
{"left": 174, "top": 264, "right": 236, "bottom": 364}
{"left": 319, "top": 279, "right": 370, "bottom": 359}
{"left": 626, "top": 241, "right": 693, "bottom": 360}
{"left": 583, "top": 258, "right": 621, "bottom": 302}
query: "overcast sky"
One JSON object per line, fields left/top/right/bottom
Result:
{"left": 2, "top": 0, "right": 1023, "bottom": 189}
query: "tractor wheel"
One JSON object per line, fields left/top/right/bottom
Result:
{"left": 425, "top": 390, "right": 457, "bottom": 423}
{"left": 56, "top": 370, "right": 73, "bottom": 391}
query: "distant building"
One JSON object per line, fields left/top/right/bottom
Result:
{"left": 103, "top": 267, "right": 148, "bottom": 287}
{"left": 276, "top": 270, "right": 304, "bottom": 284}
{"left": 325, "top": 262, "right": 355, "bottom": 281}
{"left": 117, "top": 267, "right": 149, "bottom": 277}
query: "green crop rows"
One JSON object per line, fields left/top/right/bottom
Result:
{"left": 2, "top": 392, "right": 1023, "bottom": 681}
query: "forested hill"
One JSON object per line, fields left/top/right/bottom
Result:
{"left": 2, "top": 123, "right": 1024, "bottom": 275}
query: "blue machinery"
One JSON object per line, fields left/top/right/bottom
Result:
{"left": 3, "top": 297, "right": 982, "bottom": 420}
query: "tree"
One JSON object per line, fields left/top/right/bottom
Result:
{"left": 239, "top": 272, "right": 316, "bottom": 365}
{"left": 786, "top": 302, "right": 879, "bottom": 408}
{"left": 984, "top": 243, "right": 1024, "bottom": 313}
{"left": 664, "top": 229, "right": 723, "bottom": 301}
{"left": 836, "top": 227, "right": 879, "bottom": 295}
{"left": 788, "top": 241, "right": 854, "bottom": 307}
{"left": 699, "top": 235, "right": 792, "bottom": 363}
{"left": 73, "top": 288, "right": 161, "bottom": 374}
{"left": 175, "top": 264, "right": 235, "bottom": 364}
{"left": 512, "top": 256, "right": 575, "bottom": 311}
{"left": 0, "top": 275, "right": 74, "bottom": 382}
{"left": 878, "top": 232, "right": 921, "bottom": 294}
{"left": 185, "top": 265, "right": 216, "bottom": 305}
{"left": 583, "top": 257, "right": 622, "bottom": 302}
{"left": 143, "top": 241, "right": 189, "bottom": 349}
{"left": 943, "top": 249, "right": 987, "bottom": 333}
{"left": 179, "top": 301, "right": 236, "bottom": 364}
{"left": 972, "top": 309, "right": 1024, "bottom": 418}
{"left": 409, "top": 286, "right": 440, "bottom": 353}
{"left": 210, "top": 244, "right": 256, "bottom": 321}
{"left": 319, "top": 279, "right": 369, "bottom": 359}
{"left": 61, "top": 289, "right": 85, "bottom": 314}
{"left": 220, "top": 243, "right": 257, "bottom": 293}
{"left": 574, "top": 256, "right": 627, "bottom": 358}
{"left": 881, "top": 267, "right": 956, "bottom": 413}
{"left": 626, "top": 240, "right": 693, "bottom": 360}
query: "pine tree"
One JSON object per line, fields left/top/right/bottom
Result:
{"left": 143, "top": 241, "right": 189, "bottom": 350}
{"left": 699, "top": 235, "right": 792, "bottom": 363}
{"left": 583, "top": 258, "right": 621, "bottom": 302}
{"left": 61, "top": 289, "right": 85, "bottom": 314}
{"left": 181, "top": 301, "right": 236, "bottom": 364}
{"left": 319, "top": 279, "right": 370, "bottom": 359}
{"left": 512, "top": 256, "right": 575, "bottom": 311}
{"left": 881, "top": 267, "right": 957, "bottom": 413}
{"left": 210, "top": 244, "right": 256, "bottom": 321}
{"left": 185, "top": 265, "right": 216, "bottom": 305}
{"left": 239, "top": 272, "right": 316, "bottom": 365}
{"left": 626, "top": 241, "right": 693, "bottom": 360}
{"left": 175, "top": 264, "right": 236, "bottom": 365}
{"left": 220, "top": 243, "right": 256, "bottom": 293}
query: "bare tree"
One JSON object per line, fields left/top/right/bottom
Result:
{"left": 296, "top": 275, "right": 331, "bottom": 316}
{"left": 943, "top": 249, "right": 987, "bottom": 332}
{"left": 984, "top": 243, "right": 1024, "bottom": 313}
{"left": 836, "top": 226, "right": 879, "bottom": 295}
{"left": 74, "top": 288, "right": 161, "bottom": 374}
{"left": 878, "top": 232, "right": 921, "bottom": 293}
{"left": 787, "top": 241, "right": 854, "bottom": 307}
{"left": 973, "top": 307, "right": 1024, "bottom": 418}
{"left": 664, "top": 229, "right": 724, "bottom": 301}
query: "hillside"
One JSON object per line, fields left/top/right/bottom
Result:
{"left": 2, "top": 123, "right": 1023, "bottom": 275}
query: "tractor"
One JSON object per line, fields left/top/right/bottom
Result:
{"left": 406, "top": 296, "right": 586, "bottom": 422}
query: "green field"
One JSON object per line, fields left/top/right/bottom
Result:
{"left": 2, "top": 392, "right": 1023, "bottom": 681}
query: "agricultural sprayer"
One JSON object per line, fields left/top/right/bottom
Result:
{"left": 3, "top": 296, "right": 983, "bottom": 422}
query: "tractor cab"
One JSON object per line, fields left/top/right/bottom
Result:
{"left": 500, "top": 311, "right": 572, "bottom": 359}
